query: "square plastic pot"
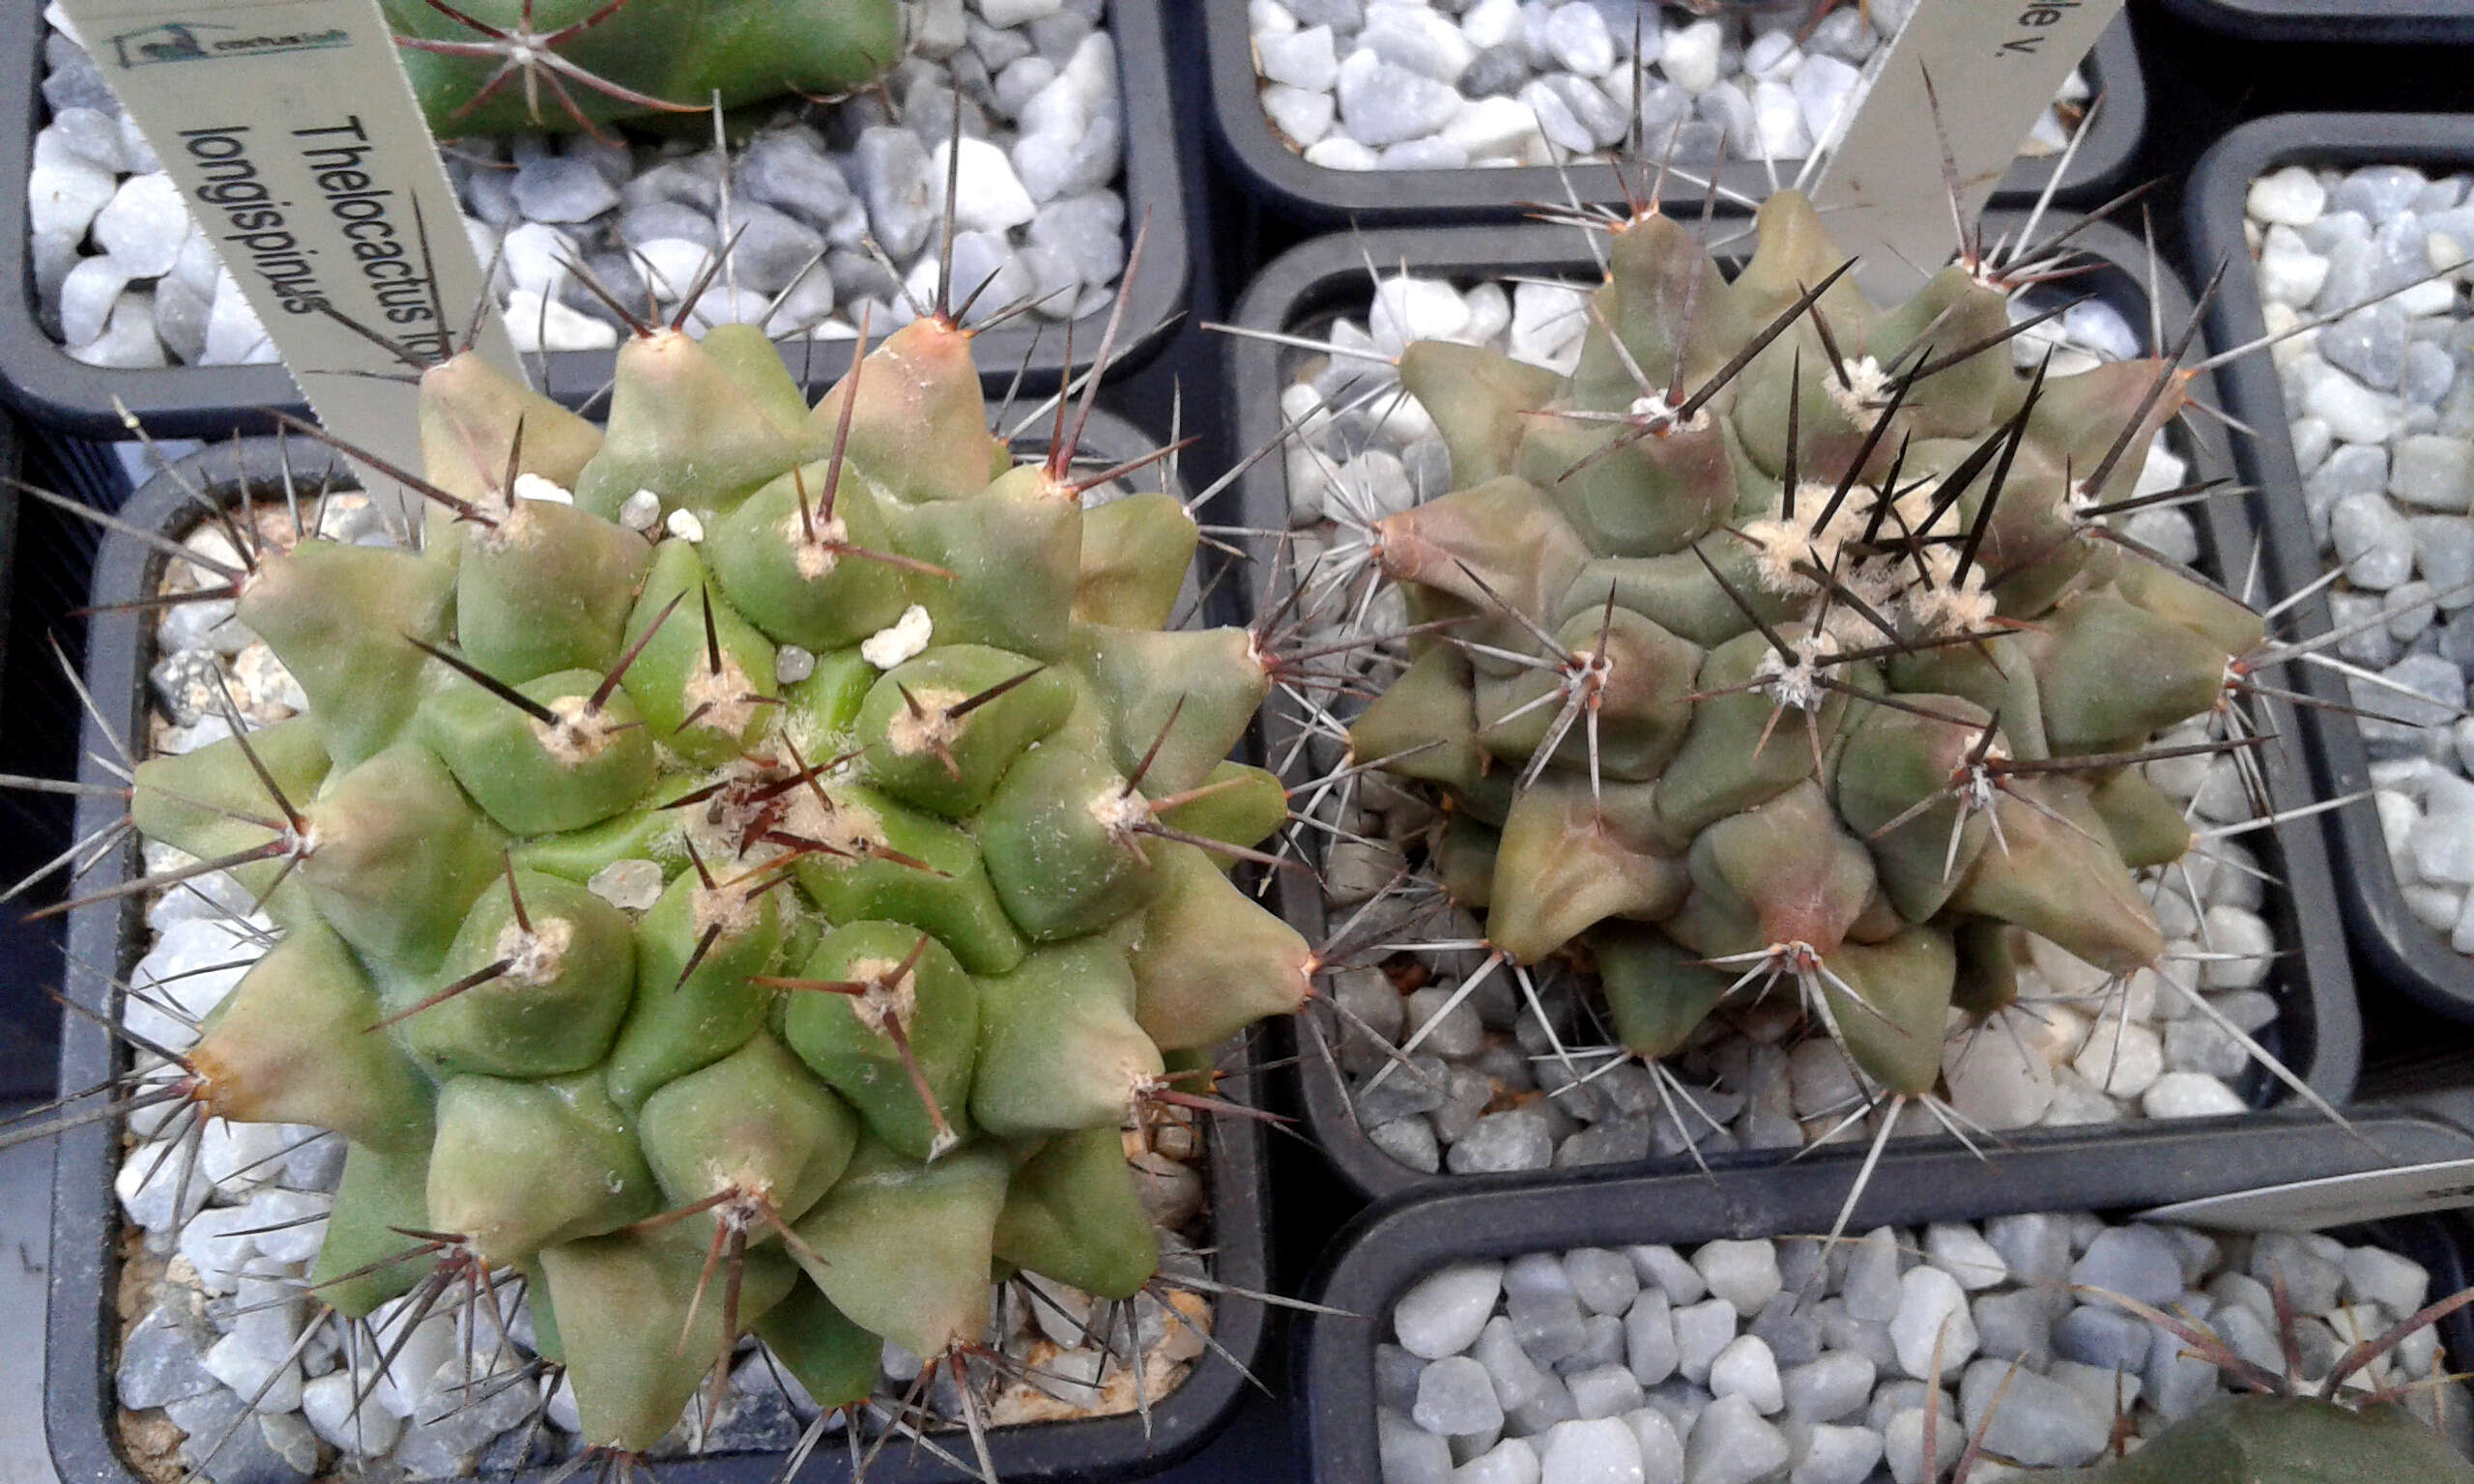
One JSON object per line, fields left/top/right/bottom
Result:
{"left": 43, "top": 412, "right": 1266, "bottom": 1484}
{"left": 0, "top": 0, "right": 1189, "bottom": 440}
{"left": 1202, "top": 6, "right": 2144, "bottom": 227}
{"left": 1294, "top": 1112, "right": 2474, "bottom": 1484}
{"left": 2184, "top": 113, "right": 2474, "bottom": 1025}
{"left": 1227, "top": 211, "right": 2362, "bottom": 1199}
{"left": 2154, "top": 0, "right": 2474, "bottom": 43}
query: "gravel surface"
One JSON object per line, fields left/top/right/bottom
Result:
{"left": 1375, "top": 1217, "right": 2460, "bottom": 1484}
{"left": 1244, "top": 0, "right": 2089, "bottom": 176}
{"left": 1271, "top": 260, "right": 2297, "bottom": 1179}
{"left": 28, "top": 0, "right": 1131, "bottom": 367}
{"left": 109, "top": 461, "right": 1212, "bottom": 1481}
{"left": 2241, "top": 162, "right": 2474, "bottom": 958}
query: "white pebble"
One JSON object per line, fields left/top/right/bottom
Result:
{"left": 1683, "top": 1394, "right": 1792, "bottom": 1484}
{"left": 861, "top": 604, "right": 935, "bottom": 669}
{"left": 512, "top": 472, "right": 573, "bottom": 505}
{"left": 1444, "top": 96, "right": 1546, "bottom": 164}
{"left": 1888, "top": 1267, "right": 1977, "bottom": 1379}
{"left": 1707, "top": 1333, "right": 1782, "bottom": 1413}
{"left": 665, "top": 507, "right": 706, "bottom": 543}
{"left": 1396, "top": 1262, "right": 1505, "bottom": 1358}
{"left": 1660, "top": 19, "right": 1723, "bottom": 93}
{"left": 504, "top": 290, "right": 620, "bottom": 353}
{"left": 1693, "top": 1240, "right": 1782, "bottom": 1317}
{"left": 1372, "top": 274, "right": 1475, "bottom": 353}
{"left": 2141, "top": 1071, "right": 2249, "bottom": 1119}
{"left": 588, "top": 858, "right": 665, "bottom": 912}
{"left": 93, "top": 174, "right": 190, "bottom": 278}
{"left": 2247, "top": 165, "right": 2326, "bottom": 226}
{"left": 1305, "top": 136, "right": 1381, "bottom": 171}
{"left": 1537, "top": 1415, "right": 1642, "bottom": 1484}
{"left": 1791, "top": 1425, "right": 1884, "bottom": 1484}
{"left": 2069, "top": 1016, "right": 2163, "bottom": 1099}
{"left": 205, "top": 1328, "right": 304, "bottom": 1413}
{"left": 1923, "top": 1223, "right": 2009, "bottom": 1290}
{"left": 1263, "top": 82, "right": 1337, "bottom": 145}
{"left": 619, "top": 489, "right": 663, "bottom": 531}
{"left": 302, "top": 1370, "right": 402, "bottom": 1455}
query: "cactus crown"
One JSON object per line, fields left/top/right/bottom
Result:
{"left": 1339, "top": 189, "right": 2268, "bottom": 1132}
{"left": 111, "top": 293, "right": 1309, "bottom": 1454}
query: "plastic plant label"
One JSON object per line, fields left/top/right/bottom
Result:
{"left": 1805, "top": 0, "right": 2126, "bottom": 300}
{"left": 53, "top": 0, "right": 517, "bottom": 480}
{"left": 2138, "top": 1158, "right": 2474, "bottom": 1234}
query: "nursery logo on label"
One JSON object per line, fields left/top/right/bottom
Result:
{"left": 109, "top": 19, "right": 350, "bottom": 69}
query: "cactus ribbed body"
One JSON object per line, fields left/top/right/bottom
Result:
{"left": 135, "top": 315, "right": 1305, "bottom": 1450}
{"left": 1352, "top": 192, "right": 2260, "bottom": 1099}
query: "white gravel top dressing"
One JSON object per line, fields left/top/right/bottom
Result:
{"left": 1273, "top": 263, "right": 2299, "bottom": 1181}
{"left": 1373, "top": 1216, "right": 2460, "bottom": 1484}
{"left": 2242, "top": 162, "right": 2474, "bottom": 959}
{"left": 1244, "top": 0, "right": 2089, "bottom": 177}
{"left": 28, "top": 0, "right": 1132, "bottom": 367}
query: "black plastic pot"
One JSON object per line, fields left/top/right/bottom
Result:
{"left": 1296, "top": 1113, "right": 2474, "bottom": 1484}
{"left": 0, "top": 0, "right": 1189, "bottom": 441}
{"left": 2154, "top": 0, "right": 2474, "bottom": 44}
{"left": 1228, "top": 213, "right": 2363, "bottom": 1200}
{"left": 1202, "top": 7, "right": 2144, "bottom": 227}
{"left": 45, "top": 416, "right": 1267, "bottom": 1484}
{"left": 2184, "top": 114, "right": 2474, "bottom": 1026}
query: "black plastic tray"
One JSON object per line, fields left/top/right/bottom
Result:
{"left": 2185, "top": 114, "right": 2474, "bottom": 1025}
{"left": 2155, "top": 0, "right": 2474, "bottom": 43}
{"left": 45, "top": 414, "right": 1269, "bottom": 1484}
{"left": 0, "top": 0, "right": 1190, "bottom": 440}
{"left": 1201, "top": 7, "right": 2144, "bottom": 227}
{"left": 1228, "top": 213, "right": 2363, "bottom": 1200}
{"left": 1296, "top": 1112, "right": 2474, "bottom": 1484}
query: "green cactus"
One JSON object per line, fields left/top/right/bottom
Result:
{"left": 1340, "top": 190, "right": 2266, "bottom": 1151}
{"left": 385, "top": 0, "right": 904, "bottom": 138}
{"left": 2028, "top": 1396, "right": 2473, "bottom": 1483}
{"left": 2015, "top": 1280, "right": 2474, "bottom": 1483}
{"left": 125, "top": 304, "right": 1309, "bottom": 1454}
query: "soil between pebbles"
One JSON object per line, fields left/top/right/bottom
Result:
{"left": 27, "top": 0, "right": 1134, "bottom": 368}
{"left": 107, "top": 471, "right": 1219, "bottom": 1482}
{"left": 2239, "top": 162, "right": 2474, "bottom": 961}
{"left": 1272, "top": 264, "right": 2296, "bottom": 1181}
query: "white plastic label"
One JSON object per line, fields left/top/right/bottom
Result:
{"left": 2139, "top": 1158, "right": 2474, "bottom": 1234}
{"left": 1807, "top": 0, "right": 2127, "bottom": 300}
{"left": 56, "top": 0, "right": 518, "bottom": 476}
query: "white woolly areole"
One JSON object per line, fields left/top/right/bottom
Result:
{"left": 1904, "top": 553, "right": 1999, "bottom": 635}
{"left": 887, "top": 685, "right": 965, "bottom": 758}
{"left": 784, "top": 510, "right": 850, "bottom": 581}
{"left": 1824, "top": 356, "right": 1892, "bottom": 421}
{"left": 494, "top": 917, "right": 575, "bottom": 986}
{"left": 1627, "top": 392, "right": 1711, "bottom": 432}
{"left": 862, "top": 606, "right": 934, "bottom": 670}
{"left": 512, "top": 472, "right": 574, "bottom": 505}
{"left": 587, "top": 859, "right": 664, "bottom": 912}
{"left": 849, "top": 956, "right": 918, "bottom": 1036}
{"left": 1752, "top": 636, "right": 1828, "bottom": 712}
{"left": 618, "top": 490, "right": 663, "bottom": 531}
{"left": 1087, "top": 786, "right": 1151, "bottom": 836}
{"left": 530, "top": 694, "right": 618, "bottom": 764}
{"left": 665, "top": 508, "right": 706, "bottom": 544}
